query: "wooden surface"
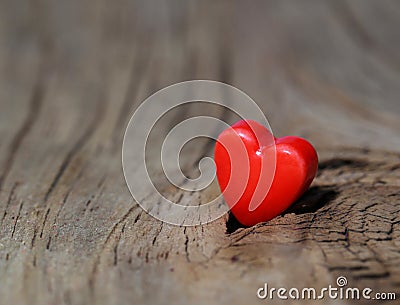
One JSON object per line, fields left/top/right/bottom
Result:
{"left": 1, "top": 1, "right": 400, "bottom": 304}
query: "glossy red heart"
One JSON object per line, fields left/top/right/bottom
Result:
{"left": 214, "top": 120, "right": 318, "bottom": 226}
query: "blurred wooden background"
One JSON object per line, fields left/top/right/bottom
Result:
{"left": 0, "top": 1, "right": 399, "bottom": 304}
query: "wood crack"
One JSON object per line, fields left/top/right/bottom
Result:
{"left": 89, "top": 204, "right": 139, "bottom": 292}
{"left": 11, "top": 201, "right": 23, "bottom": 238}
{"left": 0, "top": 74, "right": 44, "bottom": 190}
{"left": 1, "top": 182, "right": 19, "bottom": 225}
{"left": 44, "top": 91, "right": 106, "bottom": 202}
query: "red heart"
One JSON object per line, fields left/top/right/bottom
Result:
{"left": 214, "top": 120, "right": 318, "bottom": 226}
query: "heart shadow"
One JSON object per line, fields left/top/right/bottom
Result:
{"left": 226, "top": 186, "right": 338, "bottom": 234}
{"left": 283, "top": 185, "right": 338, "bottom": 215}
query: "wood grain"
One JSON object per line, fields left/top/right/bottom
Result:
{"left": 0, "top": 1, "right": 399, "bottom": 304}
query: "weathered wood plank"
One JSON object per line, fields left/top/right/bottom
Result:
{"left": 0, "top": 1, "right": 399, "bottom": 304}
